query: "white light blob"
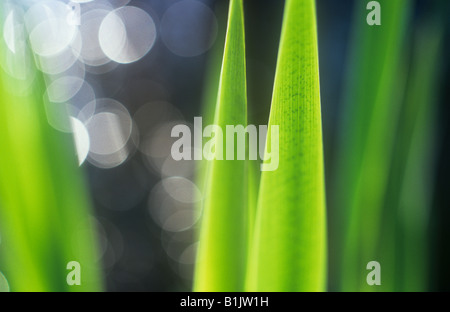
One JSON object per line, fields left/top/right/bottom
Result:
{"left": 79, "top": 8, "right": 112, "bottom": 66}
{"left": 29, "top": 17, "right": 77, "bottom": 56}
{"left": 99, "top": 6, "right": 157, "bottom": 64}
{"left": 87, "top": 112, "right": 128, "bottom": 155}
{"left": 85, "top": 98, "right": 132, "bottom": 151}
{"left": 45, "top": 76, "right": 84, "bottom": 103}
{"left": 36, "top": 30, "right": 82, "bottom": 75}
{"left": 70, "top": 117, "right": 90, "bottom": 165}
{"left": 82, "top": 98, "right": 137, "bottom": 168}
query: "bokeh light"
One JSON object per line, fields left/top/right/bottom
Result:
{"left": 99, "top": 6, "right": 157, "bottom": 64}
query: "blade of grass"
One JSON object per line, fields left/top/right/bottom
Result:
{"left": 390, "top": 16, "right": 444, "bottom": 291}
{"left": 333, "top": 0, "right": 411, "bottom": 291}
{"left": 0, "top": 4, "right": 102, "bottom": 291}
{"left": 193, "top": 0, "right": 248, "bottom": 292}
{"left": 246, "top": 0, "right": 327, "bottom": 291}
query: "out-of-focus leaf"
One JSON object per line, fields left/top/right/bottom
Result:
{"left": 333, "top": 0, "right": 411, "bottom": 291}
{"left": 0, "top": 3, "right": 102, "bottom": 292}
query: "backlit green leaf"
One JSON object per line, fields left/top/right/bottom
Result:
{"left": 246, "top": 0, "right": 327, "bottom": 292}
{"left": 194, "top": 0, "right": 248, "bottom": 292}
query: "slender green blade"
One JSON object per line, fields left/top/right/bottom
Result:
{"left": 0, "top": 4, "right": 102, "bottom": 292}
{"left": 194, "top": 0, "right": 248, "bottom": 291}
{"left": 388, "top": 16, "right": 444, "bottom": 291}
{"left": 247, "top": 0, "right": 327, "bottom": 291}
{"left": 333, "top": 0, "right": 411, "bottom": 291}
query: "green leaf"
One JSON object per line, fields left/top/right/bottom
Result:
{"left": 385, "top": 15, "right": 444, "bottom": 291}
{"left": 0, "top": 4, "right": 102, "bottom": 292}
{"left": 193, "top": 0, "right": 248, "bottom": 291}
{"left": 246, "top": 0, "right": 327, "bottom": 291}
{"left": 332, "top": 0, "right": 411, "bottom": 291}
